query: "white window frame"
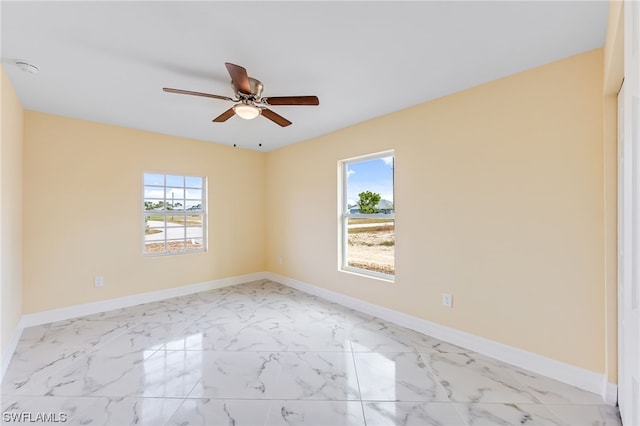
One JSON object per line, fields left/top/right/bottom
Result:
{"left": 339, "top": 150, "right": 395, "bottom": 281}
{"left": 142, "top": 172, "right": 207, "bottom": 256}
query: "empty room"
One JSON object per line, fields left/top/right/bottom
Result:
{"left": 1, "top": 1, "right": 638, "bottom": 425}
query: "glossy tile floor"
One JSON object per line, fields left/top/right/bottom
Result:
{"left": 1, "top": 280, "right": 622, "bottom": 425}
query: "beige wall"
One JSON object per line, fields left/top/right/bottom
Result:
{"left": 266, "top": 49, "right": 606, "bottom": 373}
{"left": 602, "top": 0, "right": 624, "bottom": 384}
{"left": 22, "top": 112, "right": 265, "bottom": 313}
{"left": 0, "top": 66, "right": 24, "bottom": 356}
{"left": 9, "top": 44, "right": 614, "bottom": 378}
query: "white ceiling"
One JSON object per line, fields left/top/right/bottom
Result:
{"left": 1, "top": 1, "right": 608, "bottom": 151}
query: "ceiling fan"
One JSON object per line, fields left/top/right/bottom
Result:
{"left": 163, "top": 62, "right": 319, "bottom": 127}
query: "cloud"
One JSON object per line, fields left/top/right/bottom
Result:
{"left": 380, "top": 156, "right": 394, "bottom": 167}
{"left": 144, "top": 188, "right": 165, "bottom": 199}
{"left": 347, "top": 168, "right": 356, "bottom": 177}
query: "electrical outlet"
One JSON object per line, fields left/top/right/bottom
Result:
{"left": 278, "top": 257, "right": 283, "bottom": 265}
{"left": 442, "top": 293, "right": 452, "bottom": 308}
{"left": 94, "top": 276, "right": 104, "bottom": 288}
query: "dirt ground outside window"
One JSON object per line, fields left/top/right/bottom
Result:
{"left": 347, "top": 222, "right": 394, "bottom": 275}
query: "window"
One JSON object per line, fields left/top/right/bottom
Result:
{"left": 143, "top": 173, "right": 206, "bottom": 255}
{"left": 340, "top": 151, "right": 395, "bottom": 279}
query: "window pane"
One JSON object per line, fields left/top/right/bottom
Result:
{"left": 144, "top": 186, "right": 165, "bottom": 197}
{"left": 185, "top": 201, "right": 203, "bottom": 211}
{"left": 145, "top": 215, "right": 165, "bottom": 229}
{"left": 166, "top": 175, "right": 184, "bottom": 187}
{"left": 346, "top": 218, "right": 394, "bottom": 275}
{"left": 165, "top": 240, "right": 186, "bottom": 252}
{"left": 144, "top": 215, "right": 165, "bottom": 250}
{"left": 165, "top": 187, "right": 184, "bottom": 198}
{"left": 144, "top": 241, "right": 166, "bottom": 254}
{"left": 144, "top": 198, "right": 163, "bottom": 211}
{"left": 185, "top": 176, "right": 203, "bottom": 188}
{"left": 186, "top": 215, "right": 204, "bottom": 239}
{"left": 185, "top": 188, "right": 202, "bottom": 200}
{"left": 144, "top": 173, "right": 164, "bottom": 186}
{"left": 165, "top": 187, "right": 185, "bottom": 208}
{"left": 343, "top": 153, "right": 395, "bottom": 277}
{"left": 145, "top": 199, "right": 167, "bottom": 211}
{"left": 346, "top": 157, "right": 394, "bottom": 216}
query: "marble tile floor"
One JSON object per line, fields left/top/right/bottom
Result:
{"left": 1, "top": 280, "right": 622, "bottom": 425}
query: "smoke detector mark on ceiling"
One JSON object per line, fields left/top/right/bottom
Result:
{"left": 16, "top": 61, "right": 39, "bottom": 75}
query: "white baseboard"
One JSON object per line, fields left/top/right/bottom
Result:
{"left": 1, "top": 272, "right": 265, "bottom": 382}
{"left": 604, "top": 380, "right": 618, "bottom": 406}
{"left": 1, "top": 319, "right": 26, "bottom": 380}
{"left": 2, "top": 270, "right": 617, "bottom": 406}
{"left": 20, "top": 272, "right": 266, "bottom": 328}
{"left": 266, "top": 272, "right": 615, "bottom": 405}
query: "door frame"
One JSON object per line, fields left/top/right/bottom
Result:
{"left": 617, "top": 1, "right": 640, "bottom": 423}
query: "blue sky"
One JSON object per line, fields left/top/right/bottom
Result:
{"left": 346, "top": 156, "right": 394, "bottom": 205}
{"left": 143, "top": 173, "right": 203, "bottom": 209}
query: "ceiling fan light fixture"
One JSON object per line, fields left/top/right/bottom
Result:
{"left": 233, "top": 103, "right": 261, "bottom": 120}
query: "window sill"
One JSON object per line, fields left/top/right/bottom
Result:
{"left": 340, "top": 266, "right": 395, "bottom": 283}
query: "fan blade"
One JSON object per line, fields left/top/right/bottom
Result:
{"left": 225, "top": 62, "right": 252, "bottom": 94}
{"left": 212, "top": 108, "right": 236, "bottom": 122}
{"left": 163, "top": 87, "right": 233, "bottom": 101}
{"left": 261, "top": 108, "right": 292, "bottom": 127}
{"left": 264, "top": 96, "right": 319, "bottom": 106}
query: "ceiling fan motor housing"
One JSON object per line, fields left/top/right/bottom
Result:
{"left": 233, "top": 77, "right": 263, "bottom": 100}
